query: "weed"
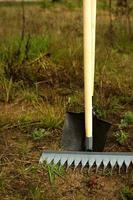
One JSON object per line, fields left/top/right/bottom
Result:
{"left": 121, "top": 186, "right": 133, "bottom": 200}
{"left": 93, "top": 104, "right": 107, "bottom": 119}
{"left": 119, "top": 119, "right": 129, "bottom": 129}
{"left": 119, "top": 112, "right": 133, "bottom": 129}
{"left": 31, "top": 128, "right": 51, "bottom": 140}
{"left": 114, "top": 130, "right": 128, "bottom": 145}
{"left": 124, "top": 112, "right": 133, "bottom": 124}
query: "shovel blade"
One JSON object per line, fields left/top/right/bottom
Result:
{"left": 61, "top": 112, "right": 111, "bottom": 152}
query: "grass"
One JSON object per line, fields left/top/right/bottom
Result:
{"left": 121, "top": 187, "right": 133, "bottom": 200}
{"left": 45, "top": 163, "right": 65, "bottom": 184}
{"left": 20, "top": 88, "right": 39, "bottom": 103}
{"left": 41, "top": 0, "right": 82, "bottom": 10}
{"left": 0, "top": 76, "right": 13, "bottom": 102}
{"left": 0, "top": 1, "right": 133, "bottom": 200}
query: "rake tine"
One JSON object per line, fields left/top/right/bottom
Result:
{"left": 88, "top": 158, "right": 95, "bottom": 172}
{"left": 45, "top": 154, "right": 55, "bottom": 164}
{"left": 103, "top": 158, "right": 110, "bottom": 172}
{"left": 74, "top": 157, "right": 82, "bottom": 170}
{"left": 117, "top": 159, "right": 124, "bottom": 174}
{"left": 125, "top": 159, "right": 132, "bottom": 172}
{"left": 81, "top": 157, "right": 89, "bottom": 172}
{"left": 95, "top": 158, "right": 102, "bottom": 173}
{"left": 60, "top": 156, "right": 67, "bottom": 166}
{"left": 109, "top": 158, "right": 117, "bottom": 173}
{"left": 53, "top": 154, "right": 61, "bottom": 165}
{"left": 67, "top": 157, "right": 74, "bottom": 170}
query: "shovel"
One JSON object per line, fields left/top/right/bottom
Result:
{"left": 61, "top": 0, "right": 111, "bottom": 152}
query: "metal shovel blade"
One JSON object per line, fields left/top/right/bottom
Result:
{"left": 61, "top": 112, "right": 111, "bottom": 152}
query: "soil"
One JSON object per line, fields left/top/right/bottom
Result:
{"left": 0, "top": 2, "right": 133, "bottom": 200}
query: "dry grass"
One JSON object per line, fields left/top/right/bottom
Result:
{"left": 0, "top": 1, "right": 133, "bottom": 200}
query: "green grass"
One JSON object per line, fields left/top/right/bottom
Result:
{"left": 121, "top": 187, "right": 133, "bottom": 200}
{"left": 0, "top": 1, "right": 42, "bottom": 8}
{"left": 20, "top": 88, "right": 39, "bottom": 103}
{"left": 0, "top": 35, "right": 50, "bottom": 80}
{"left": 28, "top": 35, "right": 50, "bottom": 60}
{"left": 45, "top": 163, "right": 65, "bottom": 184}
{"left": 41, "top": 0, "right": 82, "bottom": 10}
{"left": 0, "top": 2, "right": 133, "bottom": 200}
{"left": 97, "top": 0, "right": 109, "bottom": 10}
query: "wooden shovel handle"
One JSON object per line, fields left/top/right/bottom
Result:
{"left": 83, "top": 0, "right": 97, "bottom": 145}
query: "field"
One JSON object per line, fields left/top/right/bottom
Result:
{"left": 0, "top": 1, "right": 133, "bottom": 199}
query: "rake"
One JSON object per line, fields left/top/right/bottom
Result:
{"left": 40, "top": 0, "right": 133, "bottom": 172}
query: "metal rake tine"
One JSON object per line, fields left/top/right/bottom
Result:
{"left": 88, "top": 158, "right": 95, "bottom": 172}
{"left": 124, "top": 159, "right": 132, "bottom": 172}
{"left": 110, "top": 159, "right": 117, "bottom": 172}
{"left": 102, "top": 158, "right": 110, "bottom": 172}
{"left": 40, "top": 153, "right": 54, "bottom": 164}
{"left": 53, "top": 154, "right": 61, "bottom": 165}
{"left": 81, "top": 157, "right": 89, "bottom": 171}
{"left": 117, "top": 159, "right": 124, "bottom": 174}
{"left": 96, "top": 159, "right": 102, "bottom": 173}
{"left": 39, "top": 155, "right": 45, "bottom": 164}
{"left": 74, "top": 157, "right": 82, "bottom": 170}
{"left": 60, "top": 156, "right": 67, "bottom": 166}
{"left": 67, "top": 157, "right": 74, "bottom": 170}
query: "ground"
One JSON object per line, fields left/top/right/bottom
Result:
{"left": 0, "top": 1, "right": 133, "bottom": 200}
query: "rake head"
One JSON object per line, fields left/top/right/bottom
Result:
{"left": 40, "top": 151, "right": 133, "bottom": 173}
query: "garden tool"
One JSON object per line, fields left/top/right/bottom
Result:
{"left": 61, "top": 0, "right": 111, "bottom": 152}
{"left": 40, "top": 0, "right": 133, "bottom": 172}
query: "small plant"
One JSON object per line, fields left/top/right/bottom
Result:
{"left": 114, "top": 130, "right": 128, "bottom": 145}
{"left": 124, "top": 112, "right": 133, "bottom": 124}
{"left": 121, "top": 186, "right": 133, "bottom": 200}
{"left": 119, "top": 112, "right": 133, "bottom": 129}
{"left": 46, "top": 163, "right": 65, "bottom": 184}
{"left": 32, "top": 128, "right": 50, "bottom": 140}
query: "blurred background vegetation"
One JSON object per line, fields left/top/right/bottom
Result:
{"left": 0, "top": 0, "right": 133, "bottom": 117}
{"left": 0, "top": 1, "right": 133, "bottom": 200}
